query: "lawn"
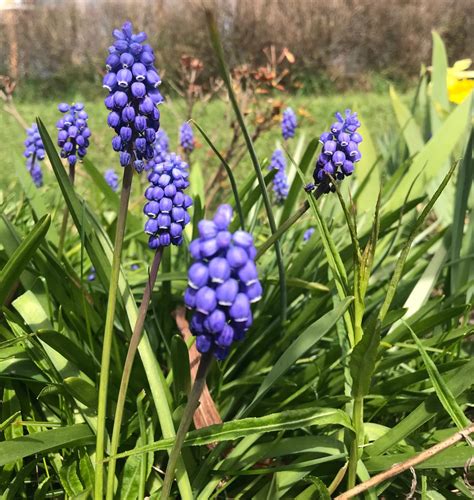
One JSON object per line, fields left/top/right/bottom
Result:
{"left": 1, "top": 91, "right": 402, "bottom": 189}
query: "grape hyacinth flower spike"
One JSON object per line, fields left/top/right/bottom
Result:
{"left": 143, "top": 153, "right": 192, "bottom": 248}
{"left": 269, "top": 149, "right": 289, "bottom": 204}
{"left": 184, "top": 204, "right": 262, "bottom": 361}
{"left": 145, "top": 128, "right": 170, "bottom": 171}
{"left": 103, "top": 21, "right": 163, "bottom": 173}
{"left": 303, "top": 227, "right": 315, "bottom": 242}
{"left": 104, "top": 168, "right": 119, "bottom": 192}
{"left": 308, "top": 108, "right": 362, "bottom": 195}
{"left": 180, "top": 122, "right": 195, "bottom": 154}
{"left": 281, "top": 107, "right": 297, "bottom": 140}
{"left": 97, "top": 22, "right": 174, "bottom": 500}
{"left": 23, "top": 124, "right": 45, "bottom": 187}
{"left": 56, "top": 103, "right": 90, "bottom": 257}
{"left": 56, "top": 102, "right": 90, "bottom": 168}
{"left": 162, "top": 204, "right": 262, "bottom": 499}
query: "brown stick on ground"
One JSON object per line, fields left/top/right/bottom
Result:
{"left": 174, "top": 306, "right": 222, "bottom": 431}
{"left": 335, "top": 422, "right": 474, "bottom": 499}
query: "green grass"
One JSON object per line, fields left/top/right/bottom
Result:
{"left": 1, "top": 91, "right": 402, "bottom": 188}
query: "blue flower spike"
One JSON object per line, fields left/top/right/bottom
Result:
{"left": 56, "top": 103, "right": 90, "bottom": 168}
{"left": 269, "top": 149, "right": 289, "bottom": 204}
{"left": 184, "top": 205, "right": 262, "bottom": 360}
{"left": 104, "top": 21, "right": 163, "bottom": 172}
{"left": 180, "top": 122, "right": 195, "bottom": 154}
{"left": 104, "top": 168, "right": 119, "bottom": 192}
{"left": 23, "top": 123, "right": 45, "bottom": 187}
{"left": 309, "top": 108, "right": 362, "bottom": 195}
{"left": 281, "top": 107, "right": 297, "bottom": 140}
{"left": 143, "top": 153, "right": 192, "bottom": 248}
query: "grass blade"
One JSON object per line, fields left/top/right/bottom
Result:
{"left": 406, "top": 323, "right": 470, "bottom": 429}
{"left": 111, "top": 408, "right": 354, "bottom": 461}
{"left": 0, "top": 214, "right": 51, "bottom": 305}
{"left": 0, "top": 424, "right": 94, "bottom": 467}
{"left": 192, "top": 119, "right": 245, "bottom": 229}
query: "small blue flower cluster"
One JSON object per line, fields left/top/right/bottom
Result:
{"left": 104, "top": 168, "right": 119, "bottom": 192}
{"left": 103, "top": 21, "right": 163, "bottom": 172}
{"left": 269, "top": 149, "right": 289, "bottom": 203}
{"left": 179, "top": 122, "right": 194, "bottom": 153}
{"left": 143, "top": 153, "right": 192, "bottom": 248}
{"left": 311, "top": 109, "right": 362, "bottom": 194}
{"left": 303, "top": 227, "right": 315, "bottom": 241}
{"left": 145, "top": 129, "right": 170, "bottom": 172}
{"left": 87, "top": 267, "right": 96, "bottom": 281}
{"left": 56, "top": 103, "right": 90, "bottom": 167}
{"left": 281, "top": 107, "right": 297, "bottom": 140}
{"left": 24, "top": 124, "right": 45, "bottom": 187}
{"left": 184, "top": 205, "right": 262, "bottom": 360}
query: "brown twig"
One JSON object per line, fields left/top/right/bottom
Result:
{"left": 335, "top": 422, "right": 474, "bottom": 499}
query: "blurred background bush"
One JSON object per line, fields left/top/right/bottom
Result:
{"left": 1, "top": 0, "right": 473, "bottom": 99}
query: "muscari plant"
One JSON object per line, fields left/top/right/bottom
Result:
{"left": 269, "top": 149, "right": 289, "bottom": 203}
{"left": 104, "top": 168, "right": 119, "bottom": 192}
{"left": 56, "top": 102, "right": 91, "bottom": 257}
{"left": 23, "top": 123, "right": 45, "bottom": 187}
{"left": 1, "top": 15, "right": 473, "bottom": 500}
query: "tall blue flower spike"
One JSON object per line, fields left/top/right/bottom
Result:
{"left": 281, "top": 107, "right": 297, "bottom": 140}
{"left": 308, "top": 109, "right": 362, "bottom": 194}
{"left": 56, "top": 102, "right": 90, "bottom": 168}
{"left": 145, "top": 128, "right": 169, "bottom": 172}
{"left": 180, "top": 122, "right": 194, "bottom": 153}
{"left": 184, "top": 205, "right": 262, "bottom": 360}
{"left": 143, "top": 153, "right": 192, "bottom": 248}
{"left": 104, "top": 168, "right": 119, "bottom": 192}
{"left": 269, "top": 149, "right": 289, "bottom": 203}
{"left": 103, "top": 21, "right": 163, "bottom": 172}
{"left": 24, "top": 123, "right": 45, "bottom": 187}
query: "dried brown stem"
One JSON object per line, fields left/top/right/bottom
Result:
{"left": 335, "top": 423, "right": 474, "bottom": 499}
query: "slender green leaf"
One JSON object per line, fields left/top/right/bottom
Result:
{"left": 390, "top": 86, "right": 424, "bottom": 155}
{"left": 0, "top": 214, "right": 51, "bottom": 305}
{"left": 365, "top": 445, "right": 472, "bottom": 472}
{"left": 407, "top": 324, "right": 469, "bottom": 429}
{"left": 431, "top": 32, "right": 450, "bottom": 113}
{"left": 0, "top": 424, "right": 94, "bottom": 466}
{"left": 451, "top": 130, "right": 473, "bottom": 293}
{"left": 355, "top": 114, "right": 380, "bottom": 214}
{"left": 111, "top": 408, "right": 353, "bottom": 460}
{"left": 192, "top": 119, "right": 245, "bottom": 230}
{"left": 279, "top": 138, "right": 319, "bottom": 226}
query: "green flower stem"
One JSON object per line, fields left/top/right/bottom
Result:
{"left": 256, "top": 201, "right": 309, "bottom": 259}
{"left": 105, "top": 247, "right": 164, "bottom": 499}
{"left": 57, "top": 163, "right": 76, "bottom": 259}
{"left": 347, "top": 396, "right": 363, "bottom": 489}
{"left": 161, "top": 352, "right": 213, "bottom": 500}
{"left": 95, "top": 164, "right": 134, "bottom": 500}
